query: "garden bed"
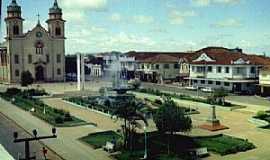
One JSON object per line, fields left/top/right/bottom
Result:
{"left": 0, "top": 89, "right": 89, "bottom": 127}
{"left": 195, "top": 134, "right": 256, "bottom": 156}
{"left": 253, "top": 111, "right": 270, "bottom": 129}
{"left": 79, "top": 131, "right": 121, "bottom": 149}
{"left": 81, "top": 130, "right": 255, "bottom": 159}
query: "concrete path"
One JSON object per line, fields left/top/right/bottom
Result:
{"left": 0, "top": 98, "right": 112, "bottom": 160}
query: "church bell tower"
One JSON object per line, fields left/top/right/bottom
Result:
{"left": 5, "top": 0, "right": 24, "bottom": 38}
{"left": 46, "top": 0, "right": 65, "bottom": 38}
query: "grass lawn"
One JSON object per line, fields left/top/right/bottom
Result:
{"left": 196, "top": 134, "right": 256, "bottom": 156}
{"left": 80, "top": 131, "right": 121, "bottom": 149}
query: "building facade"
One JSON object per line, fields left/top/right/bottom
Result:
{"left": 259, "top": 65, "right": 270, "bottom": 96}
{"left": 0, "top": 0, "right": 65, "bottom": 83}
{"left": 188, "top": 47, "right": 269, "bottom": 93}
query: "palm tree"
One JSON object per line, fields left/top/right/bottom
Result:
{"left": 112, "top": 97, "right": 148, "bottom": 151}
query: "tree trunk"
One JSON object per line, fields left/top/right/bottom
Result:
{"left": 167, "top": 132, "right": 170, "bottom": 155}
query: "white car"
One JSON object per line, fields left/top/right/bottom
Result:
{"left": 201, "top": 87, "right": 213, "bottom": 93}
{"left": 185, "top": 86, "right": 197, "bottom": 91}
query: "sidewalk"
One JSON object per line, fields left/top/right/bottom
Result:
{"left": 0, "top": 98, "right": 112, "bottom": 160}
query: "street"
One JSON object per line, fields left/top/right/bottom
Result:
{"left": 0, "top": 113, "right": 63, "bottom": 160}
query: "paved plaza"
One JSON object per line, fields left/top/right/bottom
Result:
{"left": 1, "top": 82, "right": 270, "bottom": 160}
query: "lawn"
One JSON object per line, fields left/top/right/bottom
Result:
{"left": 196, "top": 134, "right": 256, "bottom": 156}
{"left": 80, "top": 131, "right": 255, "bottom": 159}
{"left": 80, "top": 131, "right": 121, "bottom": 149}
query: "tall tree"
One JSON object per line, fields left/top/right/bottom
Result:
{"left": 112, "top": 97, "right": 148, "bottom": 151}
{"left": 153, "top": 97, "right": 192, "bottom": 154}
{"left": 21, "top": 71, "right": 34, "bottom": 87}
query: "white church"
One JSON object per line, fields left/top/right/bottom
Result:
{"left": 0, "top": 0, "right": 65, "bottom": 83}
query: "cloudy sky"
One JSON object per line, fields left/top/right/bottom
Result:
{"left": 2, "top": 0, "right": 270, "bottom": 55}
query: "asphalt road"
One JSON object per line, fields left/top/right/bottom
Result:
{"left": 0, "top": 113, "right": 62, "bottom": 160}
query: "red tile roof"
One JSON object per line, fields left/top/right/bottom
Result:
{"left": 125, "top": 47, "right": 270, "bottom": 65}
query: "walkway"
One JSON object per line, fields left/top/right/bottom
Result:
{"left": 0, "top": 98, "right": 112, "bottom": 160}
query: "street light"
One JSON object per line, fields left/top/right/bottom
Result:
{"left": 143, "top": 125, "right": 147, "bottom": 159}
{"left": 13, "top": 128, "right": 57, "bottom": 160}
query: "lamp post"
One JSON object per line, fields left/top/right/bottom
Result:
{"left": 143, "top": 125, "right": 147, "bottom": 159}
{"left": 13, "top": 128, "right": 57, "bottom": 160}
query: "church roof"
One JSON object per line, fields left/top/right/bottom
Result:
{"left": 49, "top": 0, "right": 62, "bottom": 14}
{"left": 7, "top": 0, "right": 21, "bottom": 12}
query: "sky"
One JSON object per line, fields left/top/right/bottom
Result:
{"left": 2, "top": 0, "right": 270, "bottom": 55}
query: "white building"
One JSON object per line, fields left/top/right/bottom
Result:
{"left": 188, "top": 47, "right": 270, "bottom": 93}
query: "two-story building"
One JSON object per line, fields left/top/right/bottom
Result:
{"left": 188, "top": 47, "right": 270, "bottom": 93}
{"left": 259, "top": 65, "right": 270, "bottom": 96}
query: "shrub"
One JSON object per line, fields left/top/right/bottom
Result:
{"left": 21, "top": 71, "right": 34, "bottom": 87}
{"left": 154, "top": 99, "right": 162, "bottom": 105}
{"left": 6, "top": 88, "right": 21, "bottom": 96}
{"left": 55, "top": 116, "right": 64, "bottom": 124}
{"left": 64, "top": 112, "right": 73, "bottom": 121}
{"left": 255, "top": 111, "right": 268, "bottom": 119}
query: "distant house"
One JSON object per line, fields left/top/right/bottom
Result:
{"left": 188, "top": 47, "right": 270, "bottom": 93}
{"left": 127, "top": 51, "right": 192, "bottom": 83}
{"left": 259, "top": 65, "right": 270, "bottom": 96}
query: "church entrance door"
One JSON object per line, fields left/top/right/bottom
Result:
{"left": 35, "top": 66, "right": 45, "bottom": 81}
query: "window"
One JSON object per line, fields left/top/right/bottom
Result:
{"left": 208, "top": 81, "right": 213, "bottom": 84}
{"left": 28, "top": 55, "right": 32, "bottom": 64}
{"left": 35, "top": 41, "right": 44, "bottom": 55}
{"left": 15, "top": 69, "right": 20, "bottom": 77}
{"left": 250, "top": 67, "right": 256, "bottom": 74}
{"left": 217, "top": 66, "right": 222, "bottom": 73}
{"left": 192, "top": 66, "right": 195, "bottom": 72}
{"left": 164, "top": 64, "right": 170, "bottom": 69}
{"left": 57, "top": 68, "right": 61, "bottom": 75}
{"left": 224, "top": 82, "right": 230, "bottom": 86}
{"left": 57, "top": 54, "right": 61, "bottom": 63}
{"left": 156, "top": 64, "right": 159, "bottom": 69}
{"left": 207, "top": 66, "right": 212, "bottom": 72}
{"left": 55, "top": 27, "right": 61, "bottom": 36}
{"left": 13, "top": 25, "right": 19, "bottom": 35}
{"left": 225, "top": 67, "right": 230, "bottom": 73}
{"left": 193, "top": 80, "right": 198, "bottom": 83}
{"left": 14, "top": 55, "right": 19, "bottom": 64}
{"left": 141, "top": 65, "right": 144, "bottom": 69}
{"left": 174, "top": 63, "right": 180, "bottom": 69}
{"left": 46, "top": 55, "right": 50, "bottom": 63}
{"left": 216, "top": 81, "right": 221, "bottom": 85}
{"left": 201, "top": 80, "right": 205, "bottom": 84}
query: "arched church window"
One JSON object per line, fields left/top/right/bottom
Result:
{"left": 35, "top": 41, "right": 44, "bottom": 55}
{"left": 13, "top": 25, "right": 19, "bottom": 35}
{"left": 55, "top": 27, "right": 61, "bottom": 36}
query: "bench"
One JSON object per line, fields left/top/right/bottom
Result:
{"left": 103, "top": 142, "right": 115, "bottom": 153}
{"left": 195, "top": 147, "right": 209, "bottom": 157}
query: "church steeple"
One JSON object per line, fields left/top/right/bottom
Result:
{"left": 6, "top": 0, "right": 22, "bottom": 19}
{"left": 47, "top": 0, "right": 65, "bottom": 38}
{"left": 49, "top": 0, "right": 62, "bottom": 18}
{"left": 5, "top": 0, "right": 24, "bottom": 37}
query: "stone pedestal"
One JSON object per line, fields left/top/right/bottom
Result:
{"left": 199, "top": 106, "right": 229, "bottom": 132}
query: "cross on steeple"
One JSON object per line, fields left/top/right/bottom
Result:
{"left": 37, "top": 13, "right": 40, "bottom": 25}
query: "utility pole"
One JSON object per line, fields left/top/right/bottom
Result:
{"left": 13, "top": 128, "right": 57, "bottom": 160}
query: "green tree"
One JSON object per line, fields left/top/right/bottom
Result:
{"left": 21, "top": 71, "right": 34, "bottom": 87}
{"left": 153, "top": 97, "right": 192, "bottom": 154}
{"left": 112, "top": 97, "right": 148, "bottom": 151}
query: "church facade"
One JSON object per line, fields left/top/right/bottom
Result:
{"left": 0, "top": 0, "right": 65, "bottom": 83}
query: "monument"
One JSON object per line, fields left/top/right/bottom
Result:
{"left": 199, "top": 106, "right": 229, "bottom": 131}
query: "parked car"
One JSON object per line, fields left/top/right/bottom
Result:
{"left": 185, "top": 86, "right": 197, "bottom": 91}
{"left": 201, "top": 87, "right": 213, "bottom": 93}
